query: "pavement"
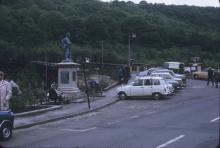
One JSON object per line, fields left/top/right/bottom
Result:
{"left": 14, "top": 82, "right": 120, "bottom": 129}
{"left": 14, "top": 72, "right": 139, "bottom": 129}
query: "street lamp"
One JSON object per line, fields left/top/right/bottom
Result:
{"left": 79, "top": 57, "right": 91, "bottom": 109}
{"left": 128, "top": 33, "right": 136, "bottom": 68}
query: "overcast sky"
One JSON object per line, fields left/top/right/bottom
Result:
{"left": 101, "top": 0, "right": 220, "bottom": 7}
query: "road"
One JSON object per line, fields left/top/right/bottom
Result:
{"left": 1, "top": 79, "right": 220, "bottom": 148}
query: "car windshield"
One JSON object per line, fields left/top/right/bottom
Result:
{"left": 164, "top": 74, "right": 172, "bottom": 79}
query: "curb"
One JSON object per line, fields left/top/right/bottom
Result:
{"left": 14, "top": 105, "right": 63, "bottom": 117}
{"left": 14, "top": 83, "right": 120, "bottom": 129}
{"left": 14, "top": 98, "right": 120, "bottom": 130}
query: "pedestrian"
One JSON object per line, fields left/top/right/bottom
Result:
{"left": 124, "top": 65, "right": 130, "bottom": 84}
{"left": 207, "top": 67, "right": 214, "bottom": 86}
{"left": 118, "top": 66, "right": 125, "bottom": 84}
{"left": 48, "top": 82, "right": 62, "bottom": 104}
{"left": 213, "top": 70, "right": 220, "bottom": 88}
{"left": 0, "top": 71, "right": 12, "bottom": 111}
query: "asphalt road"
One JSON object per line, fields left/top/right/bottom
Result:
{"left": 1, "top": 79, "right": 220, "bottom": 148}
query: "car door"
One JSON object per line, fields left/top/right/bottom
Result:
{"left": 143, "top": 79, "right": 153, "bottom": 96}
{"left": 151, "top": 79, "right": 163, "bottom": 94}
{"left": 130, "top": 79, "right": 144, "bottom": 96}
{"left": 200, "top": 71, "right": 208, "bottom": 79}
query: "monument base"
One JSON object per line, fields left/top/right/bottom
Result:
{"left": 57, "top": 87, "right": 83, "bottom": 101}
{"left": 56, "top": 61, "right": 83, "bottom": 101}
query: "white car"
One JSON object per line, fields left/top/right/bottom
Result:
{"left": 136, "top": 68, "right": 165, "bottom": 78}
{"left": 117, "top": 76, "right": 171, "bottom": 100}
{"left": 153, "top": 69, "right": 187, "bottom": 84}
{"left": 150, "top": 73, "right": 183, "bottom": 89}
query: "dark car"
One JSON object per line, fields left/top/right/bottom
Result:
{"left": 0, "top": 111, "right": 14, "bottom": 140}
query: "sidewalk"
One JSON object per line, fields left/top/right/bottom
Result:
{"left": 14, "top": 83, "right": 120, "bottom": 129}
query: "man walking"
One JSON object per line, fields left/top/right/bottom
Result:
{"left": 207, "top": 67, "right": 214, "bottom": 86}
{"left": 0, "top": 71, "right": 12, "bottom": 111}
{"left": 213, "top": 70, "right": 220, "bottom": 88}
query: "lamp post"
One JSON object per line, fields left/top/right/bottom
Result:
{"left": 81, "top": 57, "right": 90, "bottom": 109}
{"left": 128, "top": 33, "right": 136, "bottom": 68}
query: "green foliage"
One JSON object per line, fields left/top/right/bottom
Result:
{"left": 0, "top": 0, "right": 219, "bottom": 86}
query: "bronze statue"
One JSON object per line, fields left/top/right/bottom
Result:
{"left": 61, "top": 33, "right": 72, "bottom": 62}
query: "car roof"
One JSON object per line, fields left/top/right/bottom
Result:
{"left": 151, "top": 73, "right": 171, "bottom": 75}
{"left": 148, "top": 67, "right": 164, "bottom": 70}
{"left": 154, "top": 69, "right": 172, "bottom": 72}
{"left": 138, "top": 76, "right": 163, "bottom": 80}
{"left": 164, "top": 62, "right": 184, "bottom": 64}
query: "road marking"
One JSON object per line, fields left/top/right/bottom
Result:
{"left": 156, "top": 135, "right": 185, "bottom": 148}
{"left": 210, "top": 117, "right": 220, "bottom": 123}
{"left": 130, "top": 115, "right": 139, "bottom": 119}
{"left": 61, "top": 127, "right": 96, "bottom": 132}
{"left": 107, "top": 120, "right": 121, "bottom": 125}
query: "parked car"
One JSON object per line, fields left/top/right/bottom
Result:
{"left": 152, "top": 69, "right": 187, "bottom": 84}
{"left": 192, "top": 70, "right": 208, "bottom": 79}
{"left": 136, "top": 67, "right": 165, "bottom": 78}
{"left": 193, "top": 69, "right": 220, "bottom": 80}
{"left": 117, "top": 76, "right": 171, "bottom": 100}
{"left": 150, "top": 73, "right": 182, "bottom": 90}
{"left": 0, "top": 111, "right": 14, "bottom": 141}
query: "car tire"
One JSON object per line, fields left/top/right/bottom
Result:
{"left": 118, "top": 92, "right": 127, "bottom": 100}
{"left": 0, "top": 123, "right": 12, "bottom": 141}
{"left": 193, "top": 74, "right": 198, "bottom": 79}
{"left": 153, "top": 93, "right": 161, "bottom": 100}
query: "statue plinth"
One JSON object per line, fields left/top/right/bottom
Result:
{"left": 56, "top": 61, "right": 82, "bottom": 101}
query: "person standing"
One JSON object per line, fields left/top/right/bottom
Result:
{"left": 124, "top": 65, "right": 130, "bottom": 84}
{"left": 207, "top": 67, "right": 214, "bottom": 86}
{"left": 0, "top": 71, "right": 12, "bottom": 111}
{"left": 213, "top": 70, "right": 220, "bottom": 88}
{"left": 118, "top": 66, "right": 125, "bottom": 84}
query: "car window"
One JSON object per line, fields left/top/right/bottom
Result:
{"left": 144, "top": 79, "right": 152, "bottom": 86}
{"left": 133, "top": 79, "right": 143, "bottom": 86}
{"left": 165, "top": 75, "right": 171, "bottom": 79}
{"left": 153, "top": 79, "right": 160, "bottom": 85}
{"left": 169, "top": 71, "right": 175, "bottom": 76}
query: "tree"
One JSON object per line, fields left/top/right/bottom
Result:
{"left": 85, "top": 15, "right": 108, "bottom": 42}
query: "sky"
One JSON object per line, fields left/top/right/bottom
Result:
{"left": 101, "top": 0, "right": 220, "bottom": 7}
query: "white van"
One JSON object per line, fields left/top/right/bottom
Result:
{"left": 163, "top": 62, "right": 185, "bottom": 74}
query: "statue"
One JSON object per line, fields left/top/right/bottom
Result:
{"left": 61, "top": 33, "right": 72, "bottom": 62}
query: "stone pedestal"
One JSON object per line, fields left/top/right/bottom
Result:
{"left": 56, "top": 62, "right": 81, "bottom": 101}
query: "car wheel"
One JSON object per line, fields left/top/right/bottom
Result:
{"left": 193, "top": 74, "right": 198, "bottom": 79}
{"left": 153, "top": 93, "right": 161, "bottom": 100}
{"left": 118, "top": 92, "right": 127, "bottom": 100}
{"left": 0, "top": 123, "right": 12, "bottom": 141}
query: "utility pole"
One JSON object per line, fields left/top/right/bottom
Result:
{"left": 128, "top": 33, "right": 136, "bottom": 70}
{"left": 100, "top": 40, "right": 104, "bottom": 96}
{"left": 82, "top": 57, "right": 90, "bottom": 109}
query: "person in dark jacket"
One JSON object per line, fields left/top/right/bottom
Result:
{"left": 213, "top": 70, "right": 220, "bottom": 88}
{"left": 124, "top": 65, "right": 130, "bottom": 84}
{"left": 48, "top": 83, "right": 62, "bottom": 104}
{"left": 118, "top": 66, "right": 125, "bottom": 84}
{"left": 207, "top": 67, "right": 214, "bottom": 86}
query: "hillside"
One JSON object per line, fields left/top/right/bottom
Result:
{"left": 0, "top": 0, "right": 219, "bottom": 81}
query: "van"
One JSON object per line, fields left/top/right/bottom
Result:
{"left": 162, "top": 62, "right": 185, "bottom": 74}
